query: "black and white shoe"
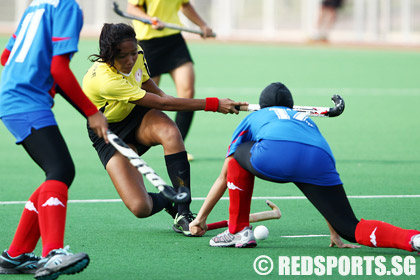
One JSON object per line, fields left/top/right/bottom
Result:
{"left": 172, "top": 212, "right": 196, "bottom": 237}
{"left": 0, "top": 250, "right": 40, "bottom": 274}
{"left": 34, "top": 246, "right": 89, "bottom": 280}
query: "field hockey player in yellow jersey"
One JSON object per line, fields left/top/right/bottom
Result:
{"left": 127, "top": 0, "right": 214, "bottom": 161}
{"left": 83, "top": 23, "right": 245, "bottom": 236}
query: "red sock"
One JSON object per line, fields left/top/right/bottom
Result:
{"left": 355, "top": 219, "right": 420, "bottom": 252}
{"left": 8, "top": 188, "right": 41, "bottom": 257}
{"left": 38, "top": 180, "right": 68, "bottom": 257}
{"left": 227, "top": 158, "right": 255, "bottom": 234}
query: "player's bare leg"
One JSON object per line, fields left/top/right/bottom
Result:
{"left": 170, "top": 62, "right": 195, "bottom": 160}
{"left": 136, "top": 109, "right": 185, "bottom": 154}
{"left": 137, "top": 109, "right": 195, "bottom": 236}
{"left": 105, "top": 110, "right": 184, "bottom": 219}
{"left": 170, "top": 62, "right": 195, "bottom": 100}
{"left": 106, "top": 150, "right": 154, "bottom": 218}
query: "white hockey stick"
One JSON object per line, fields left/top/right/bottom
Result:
{"left": 236, "top": 94, "right": 345, "bottom": 117}
{"left": 107, "top": 130, "right": 189, "bottom": 203}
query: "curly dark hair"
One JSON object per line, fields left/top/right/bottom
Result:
{"left": 89, "top": 23, "right": 137, "bottom": 66}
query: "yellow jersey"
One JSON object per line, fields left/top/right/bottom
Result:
{"left": 83, "top": 50, "right": 150, "bottom": 123}
{"left": 128, "top": 0, "right": 189, "bottom": 40}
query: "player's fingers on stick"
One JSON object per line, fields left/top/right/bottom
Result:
{"left": 190, "top": 225, "right": 204, "bottom": 236}
{"left": 202, "top": 27, "right": 213, "bottom": 38}
{"left": 217, "top": 99, "right": 231, "bottom": 114}
{"left": 102, "top": 128, "right": 109, "bottom": 144}
{"left": 232, "top": 101, "right": 248, "bottom": 114}
{"left": 220, "top": 99, "right": 241, "bottom": 114}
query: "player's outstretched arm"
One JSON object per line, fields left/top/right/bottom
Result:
{"left": 131, "top": 92, "right": 247, "bottom": 114}
{"left": 190, "top": 156, "right": 233, "bottom": 236}
{"left": 327, "top": 220, "right": 360, "bottom": 249}
{"left": 181, "top": 2, "right": 214, "bottom": 38}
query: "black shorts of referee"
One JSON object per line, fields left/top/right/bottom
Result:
{"left": 138, "top": 33, "right": 193, "bottom": 77}
{"left": 322, "top": 0, "right": 344, "bottom": 8}
{"left": 87, "top": 106, "right": 152, "bottom": 168}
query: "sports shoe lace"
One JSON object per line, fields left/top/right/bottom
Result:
{"left": 44, "top": 245, "right": 73, "bottom": 258}
{"left": 184, "top": 212, "right": 196, "bottom": 223}
{"left": 54, "top": 245, "right": 72, "bottom": 255}
{"left": 23, "top": 252, "right": 38, "bottom": 259}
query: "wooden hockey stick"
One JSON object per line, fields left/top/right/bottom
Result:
{"left": 206, "top": 200, "right": 281, "bottom": 230}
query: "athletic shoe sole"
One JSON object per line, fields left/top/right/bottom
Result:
{"left": 35, "top": 253, "right": 90, "bottom": 280}
{"left": 235, "top": 241, "right": 257, "bottom": 248}
{"left": 210, "top": 239, "right": 257, "bottom": 248}
{"left": 0, "top": 267, "right": 37, "bottom": 274}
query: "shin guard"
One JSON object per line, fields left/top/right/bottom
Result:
{"left": 38, "top": 180, "right": 68, "bottom": 257}
{"left": 8, "top": 188, "right": 41, "bottom": 257}
{"left": 355, "top": 219, "right": 420, "bottom": 252}
{"left": 227, "top": 158, "right": 255, "bottom": 234}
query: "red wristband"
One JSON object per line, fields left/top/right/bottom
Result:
{"left": 205, "top": 97, "right": 219, "bottom": 112}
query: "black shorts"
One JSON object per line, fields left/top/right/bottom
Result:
{"left": 138, "top": 33, "right": 193, "bottom": 77}
{"left": 322, "top": 0, "right": 344, "bottom": 8}
{"left": 87, "top": 106, "right": 152, "bottom": 168}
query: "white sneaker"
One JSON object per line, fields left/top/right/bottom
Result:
{"left": 410, "top": 234, "right": 420, "bottom": 252}
{"left": 210, "top": 226, "right": 257, "bottom": 248}
{"left": 34, "top": 246, "right": 89, "bottom": 280}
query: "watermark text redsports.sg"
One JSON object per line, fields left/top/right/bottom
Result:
{"left": 253, "top": 255, "right": 416, "bottom": 276}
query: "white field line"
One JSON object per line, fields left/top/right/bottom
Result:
{"left": 2, "top": 195, "right": 418, "bottom": 239}
{"left": 1, "top": 194, "right": 420, "bottom": 205}
{"left": 281, "top": 235, "right": 329, "bottom": 238}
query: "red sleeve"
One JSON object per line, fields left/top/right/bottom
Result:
{"left": 50, "top": 54, "right": 98, "bottom": 117}
{"left": 1, "top": 48, "right": 11, "bottom": 66}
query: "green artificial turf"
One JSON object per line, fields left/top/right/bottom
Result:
{"left": 1, "top": 36, "right": 420, "bottom": 279}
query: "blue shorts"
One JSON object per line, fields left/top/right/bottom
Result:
{"left": 1, "top": 110, "right": 57, "bottom": 143}
{"left": 250, "top": 140, "right": 342, "bottom": 186}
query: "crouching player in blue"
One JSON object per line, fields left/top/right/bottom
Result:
{"left": 0, "top": 0, "right": 108, "bottom": 279}
{"left": 190, "top": 82, "right": 420, "bottom": 252}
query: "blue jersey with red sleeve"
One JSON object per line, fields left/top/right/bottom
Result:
{"left": 0, "top": 0, "right": 83, "bottom": 118}
{"left": 227, "top": 106, "right": 335, "bottom": 160}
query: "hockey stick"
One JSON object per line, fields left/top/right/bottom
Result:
{"left": 106, "top": 130, "right": 190, "bottom": 204}
{"left": 206, "top": 200, "right": 281, "bottom": 230}
{"left": 236, "top": 94, "right": 345, "bottom": 117}
{"left": 112, "top": 2, "right": 216, "bottom": 37}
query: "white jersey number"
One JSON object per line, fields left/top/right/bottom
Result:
{"left": 7, "top": 9, "right": 45, "bottom": 65}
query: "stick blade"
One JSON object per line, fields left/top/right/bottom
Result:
{"left": 327, "top": 94, "right": 345, "bottom": 117}
{"left": 159, "top": 185, "right": 190, "bottom": 204}
{"left": 112, "top": 1, "right": 121, "bottom": 15}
